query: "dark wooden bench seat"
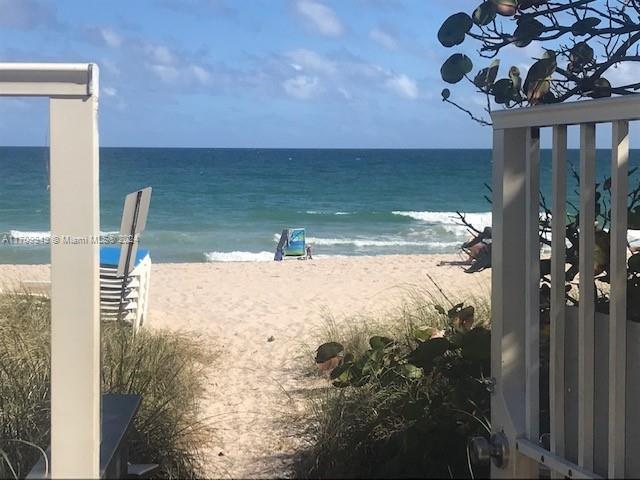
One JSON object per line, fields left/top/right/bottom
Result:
{"left": 27, "top": 394, "right": 159, "bottom": 479}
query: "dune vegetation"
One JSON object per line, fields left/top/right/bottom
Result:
{"left": 294, "top": 292, "right": 492, "bottom": 479}
{"left": 0, "top": 293, "right": 215, "bottom": 479}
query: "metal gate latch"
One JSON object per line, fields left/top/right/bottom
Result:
{"left": 469, "top": 432, "right": 510, "bottom": 469}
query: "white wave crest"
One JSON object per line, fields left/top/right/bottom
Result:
{"left": 205, "top": 251, "right": 274, "bottom": 262}
{"left": 305, "top": 210, "right": 351, "bottom": 216}
{"left": 392, "top": 211, "right": 492, "bottom": 228}
{"left": 628, "top": 230, "right": 640, "bottom": 245}
{"left": 306, "top": 236, "right": 459, "bottom": 248}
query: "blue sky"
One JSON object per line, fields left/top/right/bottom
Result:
{"left": 0, "top": 0, "right": 634, "bottom": 148}
{"left": 0, "top": 0, "right": 503, "bottom": 148}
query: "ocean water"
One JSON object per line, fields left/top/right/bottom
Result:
{"left": 0, "top": 147, "right": 638, "bottom": 263}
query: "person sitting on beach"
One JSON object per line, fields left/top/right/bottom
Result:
{"left": 461, "top": 227, "right": 492, "bottom": 273}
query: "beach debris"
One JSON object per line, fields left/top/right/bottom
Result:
{"left": 267, "top": 336, "right": 275, "bottom": 342}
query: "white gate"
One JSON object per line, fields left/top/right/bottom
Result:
{"left": 490, "top": 96, "right": 640, "bottom": 478}
{"left": 0, "top": 64, "right": 101, "bottom": 478}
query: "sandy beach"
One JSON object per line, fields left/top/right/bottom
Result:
{"left": 0, "top": 254, "right": 490, "bottom": 478}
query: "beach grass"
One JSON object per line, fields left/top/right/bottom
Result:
{"left": 0, "top": 292, "right": 216, "bottom": 479}
{"left": 294, "top": 291, "right": 492, "bottom": 479}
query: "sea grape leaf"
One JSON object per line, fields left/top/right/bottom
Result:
{"left": 492, "top": 78, "right": 515, "bottom": 104}
{"left": 568, "top": 42, "right": 594, "bottom": 72}
{"left": 590, "top": 77, "right": 611, "bottom": 98}
{"left": 524, "top": 54, "right": 556, "bottom": 104}
{"left": 473, "top": 2, "right": 497, "bottom": 26}
{"left": 399, "top": 363, "right": 423, "bottom": 380}
{"left": 629, "top": 254, "right": 640, "bottom": 274}
{"left": 572, "top": 17, "right": 601, "bottom": 36}
{"left": 369, "top": 336, "right": 394, "bottom": 350}
{"left": 441, "top": 54, "right": 473, "bottom": 84}
{"left": 438, "top": 12, "right": 473, "bottom": 47}
{"left": 491, "top": 0, "right": 517, "bottom": 16}
{"left": 413, "top": 326, "right": 436, "bottom": 342}
{"left": 316, "top": 342, "right": 344, "bottom": 363}
{"left": 330, "top": 362, "right": 351, "bottom": 380}
{"left": 461, "top": 328, "right": 491, "bottom": 362}
{"left": 513, "top": 17, "right": 544, "bottom": 47}
{"left": 408, "top": 338, "right": 450, "bottom": 370}
{"left": 447, "top": 303, "right": 465, "bottom": 318}
{"left": 474, "top": 59, "right": 500, "bottom": 91}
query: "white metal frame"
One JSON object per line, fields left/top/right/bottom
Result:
{"left": 491, "top": 95, "right": 640, "bottom": 478}
{"left": 0, "top": 63, "right": 100, "bottom": 478}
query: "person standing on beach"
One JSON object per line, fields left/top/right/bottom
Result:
{"left": 306, "top": 245, "right": 313, "bottom": 260}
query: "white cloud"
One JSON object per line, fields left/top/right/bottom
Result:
{"left": 145, "top": 44, "right": 176, "bottom": 65}
{"left": 606, "top": 62, "right": 640, "bottom": 87}
{"left": 295, "top": 0, "right": 344, "bottom": 37}
{"left": 0, "top": 0, "right": 58, "bottom": 29}
{"left": 286, "top": 49, "right": 336, "bottom": 75}
{"left": 338, "top": 87, "right": 352, "bottom": 101}
{"left": 369, "top": 27, "right": 397, "bottom": 50}
{"left": 385, "top": 73, "right": 419, "bottom": 99}
{"left": 150, "top": 64, "right": 180, "bottom": 83}
{"left": 102, "top": 86, "right": 117, "bottom": 97}
{"left": 190, "top": 65, "right": 211, "bottom": 85}
{"left": 101, "top": 59, "right": 121, "bottom": 77}
{"left": 283, "top": 75, "right": 322, "bottom": 99}
{"left": 100, "top": 27, "right": 123, "bottom": 48}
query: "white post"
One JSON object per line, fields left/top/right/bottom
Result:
{"left": 609, "top": 120, "right": 629, "bottom": 477}
{"left": 49, "top": 93, "right": 100, "bottom": 478}
{"left": 550, "top": 125, "right": 567, "bottom": 465}
{"left": 578, "top": 122, "right": 596, "bottom": 471}
{"left": 492, "top": 127, "right": 539, "bottom": 478}
{"left": 525, "top": 127, "right": 540, "bottom": 444}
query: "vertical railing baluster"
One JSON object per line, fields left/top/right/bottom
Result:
{"left": 578, "top": 122, "right": 596, "bottom": 471}
{"left": 550, "top": 124, "right": 567, "bottom": 469}
{"left": 609, "top": 120, "right": 629, "bottom": 477}
{"left": 526, "top": 127, "right": 541, "bottom": 447}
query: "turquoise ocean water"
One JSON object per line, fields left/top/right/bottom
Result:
{"left": 0, "top": 147, "right": 638, "bottom": 263}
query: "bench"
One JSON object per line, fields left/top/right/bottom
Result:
{"left": 27, "top": 394, "right": 159, "bottom": 479}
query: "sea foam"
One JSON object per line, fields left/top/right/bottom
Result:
{"left": 205, "top": 251, "right": 274, "bottom": 262}
{"left": 392, "top": 211, "right": 492, "bottom": 228}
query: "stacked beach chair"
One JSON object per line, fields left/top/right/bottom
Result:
{"left": 101, "top": 186, "right": 153, "bottom": 331}
{"left": 99, "top": 246, "right": 151, "bottom": 332}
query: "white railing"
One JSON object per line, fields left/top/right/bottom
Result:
{"left": 491, "top": 95, "right": 640, "bottom": 478}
